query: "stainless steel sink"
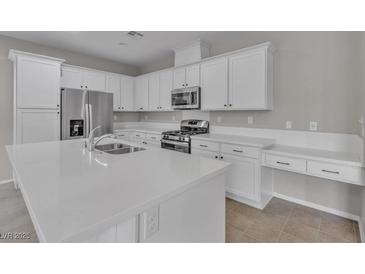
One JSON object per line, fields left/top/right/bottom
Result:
{"left": 95, "top": 143, "right": 146, "bottom": 155}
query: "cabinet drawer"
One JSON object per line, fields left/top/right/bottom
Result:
{"left": 265, "top": 154, "right": 306, "bottom": 173}
{"left": 131, "top": 132, "right": 146, "bottom": 140}
{"left": 221, "top": 144, "right": 259, "bottom": 159}
{"left": 146, "top": 133, "right": 161, "bottom": 143}
{"left": 115, "top": 132, "right": 130, "bottom": 139}
{"left": 307, "top": 160, "right": 362, "bottom": 184}
{"left": 191, "top": 140, "right": 220, "bottom": 152}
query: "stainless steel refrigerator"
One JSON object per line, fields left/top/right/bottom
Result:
{"left": 61, "top": 88, "right": 113, "bottom": 140}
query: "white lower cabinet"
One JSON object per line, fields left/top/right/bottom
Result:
{"left": 93, "top": 216, "right": 138, "bottom": 243}
{"left": 222, "top": 154, "right": 260, "bottom": 202}
{"left": 16, "top": 109, "right": 60, "bottom": 144}
{"left": 191, "top": 139, "right": 272, "bottom": 209}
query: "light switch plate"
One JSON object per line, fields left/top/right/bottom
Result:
{"left": 144, "top": 115, "right": 148, "bottom": 120}
{"left": 172, "top": 115, "right": 176, "bottom": 121}
{"left": 113, "top": 115, "right": 117, "bottom": 121}
{"left": 217, "top": 116, "right": 222, "bottom": 123}
{"left": 309, "top": 121, "right": 318, "bottom": 131}
{"left": 247, "top": 116, "right": 254, "bottom": 125}
{"left": 286, "top": 121, "right": 292, "bottom": 129}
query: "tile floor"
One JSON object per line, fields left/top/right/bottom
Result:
{"left": 0, "top": 183, "right": 362, "bottom": 243}
{"left": 226, "top": 197, "right": 362, "bottom": 243}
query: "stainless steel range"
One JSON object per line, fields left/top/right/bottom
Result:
{"left": 161, "top": 120, "right": 209, "bottom": 153}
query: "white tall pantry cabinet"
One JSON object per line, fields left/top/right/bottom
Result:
{"left": 9, "top": 50, "right": 65, "bottom": 145}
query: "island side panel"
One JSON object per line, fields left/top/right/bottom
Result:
{"left": 140, "top": 173, "right": 226, "bottom": 243}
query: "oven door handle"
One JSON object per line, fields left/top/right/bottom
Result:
{"left": 161, "top": 139, "right": 190, "bottom": 147}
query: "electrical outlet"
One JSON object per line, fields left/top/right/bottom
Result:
{"left": 172, "top": 115, "right": 176, "bottom": 121}
{"left": 113, "top": 115, "right": 117, "bottom": 121}
{"left": 247, "top": 116, "right": 254, "bottom": 125}
{"left": 286, "top": 121, "right": 292, "bottom": 129}
{"left": 144, "top": 115, "right": 148, "bottom": 120}
{"left": 309, "top": 121, "right": 318, "bottom": 131}
{"left": 141, "top": 206, "right": 159, "bottom": 241}
{"left": 217, "top": 116, "right": 222, "bottom": 123}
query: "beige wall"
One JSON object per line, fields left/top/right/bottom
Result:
{"left": 140, "top": 32, "right": 363, "bottom": 135}
{"left": 0, "top": 35, "right": 139, "bottom": 181}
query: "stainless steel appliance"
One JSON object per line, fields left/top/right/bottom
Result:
{"left": 61, "top": 88, "right": 113, "bottom": 140}
{"left": 171, "top": 86, "right": 200, "bottom": 110}
{"left": 161, "top": 120, "right": 209, "bottom": 153}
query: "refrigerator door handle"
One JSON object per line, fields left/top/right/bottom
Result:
{"left": 85, "top": 103, "right": 90, "bottom": 137}
{"left": 89, "top": 104, "right": 93, "bottom": 132}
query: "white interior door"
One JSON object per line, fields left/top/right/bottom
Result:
{"left": 61, "top": 67, "right": 83, "bottom": 89}
{"left": 106, "top": 74, "right": 121, "bottom": 110}
{"left": 200, "top": 57, "right": 228, "bottom": 110}
{"left": 148, "top": 73, "right": 160, "bottom": 111}
{"left": 17, "top": 57, "right": 61, "bottom": 109}
{"left": 229, "top": 49, "right": 267, "bottom": 109}
{"left": 16, "top": 109, "right": 60, "bottom": 144}
{"left": 173, "top": 67, "right": 186, "bottom": 89}
{"left": 159, "top": 70, "right": 173, "bottom": 111}
{"left": 121, "top": 76, "right": 134, "bottom": 111}
{"left": 223, "top": 154, "right": 260, "bottom": 202}
{"left": 185, "top": 64, "right": 200, "bottom": 87}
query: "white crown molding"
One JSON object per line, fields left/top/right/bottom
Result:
{"left": 8, "top": 49, "right": 65, "bottom": 63}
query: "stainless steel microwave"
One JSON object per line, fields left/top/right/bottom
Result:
{"left": 171, "top": 86, "right": 200, "bottom": 110}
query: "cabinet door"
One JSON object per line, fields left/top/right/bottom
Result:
{"left": 200, "top": 57, "right": 228, "bottom": 110}
{"left": 185, "top": 64, "right": 200, "bottom": 87}
{"left": 222, "top": 154, "right": 260, "bottom": 202}
{"left": 83, "top": 70, "right": 106, "bottom": 92}
{"left": 191, "top": 148, "right": 218, "bottom": 159}
{"left": 16, "top": 109, "right": 60, "bottom": 144}
{"left": 134, "top": 77, "right": 149, "bottom": 111}
{"left": 159, "top": 70, "right": 173, "bottom": 111}
{"left": 229, "top": 49, "right": 267, "bottom": 109}
{"left": 173, "top": 67, "right": 186, "bottom": 89}
{"left": 106, "top": 74, "right": 121, "bottom": 111}
{"left": 17, "top": 57, "right": 61, "bottom": 109}
{"left": 61, "top": 67, "right": 83, "bottom": 89}
{"left": 148, "top": 73, "right": 160, "bottom": 111}
{"left": 121, "top": 76, "right": 134, "bottom": 111}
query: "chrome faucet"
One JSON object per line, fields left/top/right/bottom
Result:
{"left": 86, "top": 126, "right": 116, "bottom": 151}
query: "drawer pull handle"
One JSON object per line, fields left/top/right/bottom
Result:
{"left": 200, "top": 144, "right": 208, "bottom": 148}
{"left": 233, "top": 149, "right": 243, "bottom": 153}
{"left": 276, "top": 161, "right": 290, "bottom": 165}
{"left": 321, "top": 169, "right": 340, "bottom": 174}
{"left": 136, "top": 135, "right": 140, "bottom": 137}
{"left": 151, "top": 137, "right": 156, "bottom": 139}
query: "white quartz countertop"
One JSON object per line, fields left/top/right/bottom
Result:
{"left": 191, "top": 133, "right": 275, "bottom": 148}
{"left": 6, "top": 139, "right": 229, "bottom": 242}
{"left": 114, "top": 126, "right": 172, "bottom": 135}
{"left": 262, "top": 145, "right": 364, "bottom": 167}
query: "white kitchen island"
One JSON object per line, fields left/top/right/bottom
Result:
{"left": 6, "top": 139, "right": 229, "bottom": 243}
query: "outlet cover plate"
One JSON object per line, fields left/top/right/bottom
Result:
{"left": 309, "top": 121, "right": 318, "bottom": 131}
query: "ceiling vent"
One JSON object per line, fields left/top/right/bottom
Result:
{"left": 173, "top": 40, "right": 210, "bottom": 67}
{"left": 126, "top": 31, "right": 144, "bottom": 39}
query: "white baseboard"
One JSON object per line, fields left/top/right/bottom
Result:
{"left": 273, "top": 192, "right": 359, "bottom": 221}
{"left": 0, "top": 178, "right": 13, "bottom": 185}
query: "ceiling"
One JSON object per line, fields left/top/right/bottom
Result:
{"left": 0, "top": 31, "right": 248, "bottom": 68}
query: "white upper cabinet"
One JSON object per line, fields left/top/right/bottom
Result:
{"left": 148, "top": 73, "right": 160, "bottom": 111}
{"left": 134, "top": 76, "right": 149, "bottom": 111}
{"left": 200, "top": 57, "right": 229, "bottom": 110}
{"left": 185, "top": 64, "right": 200, "bottom": 87}
{"left": 229, "top": 46, "right": 273, "bottom": 110}
{"left": 173, "top": 64, "right": 200, "bottom": 89}
{"left": 61, "top": 66, "right": 83, "bottom": 90}
{"left": 173, "top": 68, "right": 186, "bottom": 89}
{"left": 159, "top": 70, "right": 173, "bottom": 111}
{"left": 61, "top": 66, "right": 106, "bottom": 92}
{"left": 83, "top": 70, "right": 106, "bottom": 92}
{"left": 16, "top": 56, "right": 62, "bottom": 109}
{"left": 121, "top": 76, "right": 134, "bottom": 111}
{"left": 106, "top": 74, "right": 121, "bottom": 110}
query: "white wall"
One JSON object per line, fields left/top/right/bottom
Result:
{"left": 140, "top": 32, "right": 363, "bottom": 135}
{"left": 0, "top": 35, "right": 140, "bottom": 182}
